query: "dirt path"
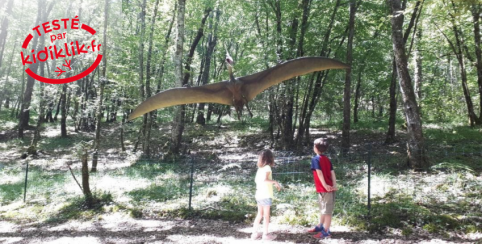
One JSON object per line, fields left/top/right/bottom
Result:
{"left": 1, "top": 215, "right": 479, "bottom": 244}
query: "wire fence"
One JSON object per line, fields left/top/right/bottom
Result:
{"left": 2, "top": 141, "right": 481, "bottom": 226}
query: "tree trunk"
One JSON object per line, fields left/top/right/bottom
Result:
{"left": 156, "top": 3, "right": 176, "bottom": 94}
{"left": 269, "top": 0, "right": 304, "bottom": 150}
{"left": 341, "top": 0, "right": 356, "bottom": 153}
{"left": 170, "top": 0, "right": 186, "bottom": 155}
{"left": 19, "top": 0, "right": 43, "bottom": 138}
{"left": 353, "top": 70, "right": 361, "bottom": 123}
{"left": 206, "top": 104, "right": 213, "bottom": 121}
{"left": 0, "top": 40, "right": 16, "bottom": 112}
{"left": 29, "top": 0, "right": 54, "bottom": 151}
{"left": 72, "top": 85, "right": 80, "bottom": 132}
{"left": 256, "top": 6, "right": 275, "bottom": 145}
{"left": 267, "top": 0, "right": 282, "bottom": 147}
{"left": 385, "top": 0, "right": 422, "bottom": 144}
{"left": 54, "top": 91, "right": 61, "bottom": 121}
{"left": 143, "top": 0, "right": 160, "bottom": 156}
{"left": 0, "top": 0, "right": 14, "bottom": 69}
{"left": 120, "top": 107, "right": 126, "bottom": 152}
{"left": 13, "top": 71, "right": 25, "bottom": 119}
{"left": 450, "top": 25, "right": 477, "bottom": 126}
{"left": 30, "top": 64, "right": 45, "bottom": 153}
{"left": 303, "top": 72, "right": 329, "bottom": 146}
{"left": 92, "top": 0, "right": 109, "bottom": 171}
{"left": 295, "top": 0, "right": 341, "bottom": 149}
{"left": 414, "top": 27, "right": 423, "bottom": 113}
{"left": 437, "top": 1, "right": 479, "bottom": 126}
{"left": 197, "top": 10, "right": 220, "bottom": 125}
{"left": 182, "top": 8, "right": 212, "bottom": 85}
{"left": 471, "top": 4, "right": 482, "bottom": 123}
{"left": 81, "top": 148, "right": 93, "bottom": 208}
{"left": 353, "top": 30, "right": 378, "bottom": 124}
{"left": 389, "top": 0, "right": 427, "bottom": 170}
{"left": 385, "top": 60, "right": 398, "bottom": 144}
{"left": 60, "top": 83, "right": 68, "bottom": 137}
{"left": 292, "top": 0, "right": 312, "bottom": 137}
{"left": 137, "top": 0, "right": 148, "bottom": 156}
{"left": 181, "top": 7, "right": 211, "bottom": 127}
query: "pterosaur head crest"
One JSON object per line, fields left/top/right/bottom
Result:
{"left": 225, "top": 52, "right": 234, "bottom": 67}
{"left": 226, "top": 52, "right": 235, "bottom": 82}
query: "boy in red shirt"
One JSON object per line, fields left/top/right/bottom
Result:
{"left": 308, "top": 138, "right": 337, "bottom": 239}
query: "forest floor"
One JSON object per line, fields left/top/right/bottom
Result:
{"left": 2, "top": 216, "right": 479, "bottom": 244}
{"left": 1, "top": 114, "right": 482, "bottom": 244}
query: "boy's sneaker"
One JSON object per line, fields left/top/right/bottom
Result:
{"left": 251, "top": 232, "right": 261, "bottom": 240}
{"left": 312, "top": 229, "right": 331, "bottom": 239}
{"left": 262, "top": 233, "right": 277, "bottom": 241}
{"left": 307, "top": 224, "right": 324, "bottom": 233}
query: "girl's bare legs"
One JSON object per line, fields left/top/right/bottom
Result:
{"left": 252, "top": 205, "right": 263, "bottom": 237}
{"left": 253, "top": 205, "right": 263, "bottom": 231}
{"left": 261, "top": 205, "right": 276, "bottom": 240}
{"left": 262, "top": 205, "right": 271, "bottom": 235}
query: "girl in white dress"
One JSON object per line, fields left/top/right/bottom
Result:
{"left": 251, "top": 149, "right": 281, "bottom": 241}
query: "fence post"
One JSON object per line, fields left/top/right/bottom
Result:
{"left": 188, "top": 156, "right": 194, "bottom": 210}
{"left": 24, "top": 160, "right": 29, "bottom": 203}
{"left": 367, "top": 144, "right": 371, "bottom": 217}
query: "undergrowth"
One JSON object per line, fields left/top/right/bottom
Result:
{"left": 1, "top": 115, "right": 481, "bottom": 240}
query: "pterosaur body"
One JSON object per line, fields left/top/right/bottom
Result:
{"left": 128, "top": 57, "right": 349, "bottom": 121}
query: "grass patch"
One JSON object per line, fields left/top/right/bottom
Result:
{"left": 0, "top": 166, "right": 69, "bottom": 204}
{"left": 0, "top": 109, "right": 18, "bottom": 131}
{"left": 128, "top": 180, "right": 188, "bottom": 202}
{"left": 119, "top": 161, "right": 188, "bottom": 179}
{"left": 39, "top": 136, "right": 88, "bottom": 152}
{"left": 45, "top": 191, "right": 114, "bottom": 223}
{"left": 425, "top": 125, "right": 482, "bottom": 143}
{"left": 162, "top": 207, "right": 248, "bottom": 223}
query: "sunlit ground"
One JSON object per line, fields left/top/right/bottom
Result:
{"left": 1, "top": 216, "right": 480, "bottom": 244}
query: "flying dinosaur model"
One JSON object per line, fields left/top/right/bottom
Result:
{"left": 128, "top": 54, "right": 349, "bottom": 121}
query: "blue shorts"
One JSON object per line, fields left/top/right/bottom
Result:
{"left": 256, "top": 198, "right": 272, "bottom": 206}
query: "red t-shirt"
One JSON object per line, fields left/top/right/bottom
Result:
{"left": 311, "top": 154, "right": 333, "bottom": 193}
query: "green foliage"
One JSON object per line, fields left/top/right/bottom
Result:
{"left": 39, "top": 136, "right": 91, "bottom": 152}
{"left": 425, "top": 126, "right": 482, "bottom": 143}
{"left": 127, "top": 181, "right": 187, "bottom": 202}
{"left": 401, "top": 227, "right": 413, "bottom": 237}
{"left": 431, "top": 162, "right": 475, "bottom": 173}
{"left": 422, "top": 223, "right": 438, "bottom": 233}
{"left": 0, "top": 179, "right": 24, "bottom": 203}
{"left": 120, "top": 161, "right": 186, "bottom": 179}
{"left": 129, "top": 208, "right": 143, "bottom": 219}
{"left": 0, "top": 166, "right": 69, "bottom": 204}
{"left": 428, "top": 214, "right": 459, "bottom": 230}
{"left": 46, "top": 191, "right": 113, "bottom": 223}
{"left": 362, "top": 200, "right": 460, "bottom": 234}
{"left": 0, "top": 110, "right": 17, "bottom": 131}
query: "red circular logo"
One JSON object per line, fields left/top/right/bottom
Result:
{"left": 20, "top": 16, "right": 103, "bottom": 84}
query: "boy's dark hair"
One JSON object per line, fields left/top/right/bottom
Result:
{"left": 314, "top": 138, "right": 329, "bottom": 154}
{"left": 257, "top": 149, "right": 274, "bottom": 168}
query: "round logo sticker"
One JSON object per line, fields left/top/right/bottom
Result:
{"left": 20, "top": 16, "right": 103, "bottom": 84}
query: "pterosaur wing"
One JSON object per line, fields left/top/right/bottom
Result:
{"left": 238, "top": 57, "right": 349, "bottom": 101}
{"left": 128, "top": 81, "right": 232, "bottom": 120}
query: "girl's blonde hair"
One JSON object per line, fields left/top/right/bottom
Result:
{"left": 257, "top": 149, "right": 274, "bottom": 168}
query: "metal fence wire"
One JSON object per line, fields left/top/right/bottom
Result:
{"left": 8, "top": 141, "right": 482, "bottom": 226}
